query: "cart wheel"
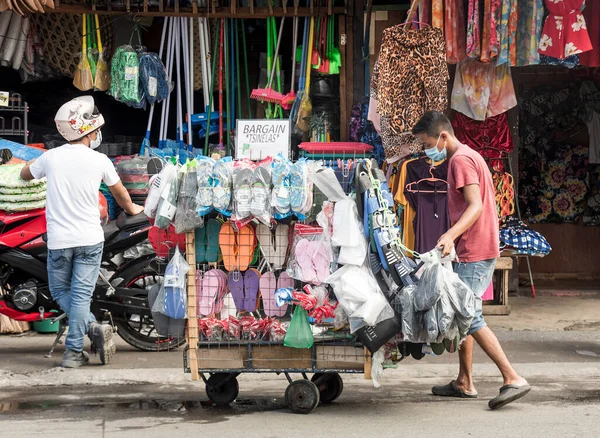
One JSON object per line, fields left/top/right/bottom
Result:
{"left": 285, "top": 380, "right": 321, "bottom": 414}
{"left": 311, "top": 373, "right": 344, "bottom": 404}
{"left": 205, "top": 373, "right": 239, "bottom": 406}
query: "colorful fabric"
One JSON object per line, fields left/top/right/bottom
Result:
{"left": 579, "top": 0, "right": 600, "bottom": 67}
{"left": 371, "top": 26, "right": 448, "bottom": 158}
{"left": 516, "top": 0, "right": 545, "bottom": 66}
{"left": 499, "top": 221, "right": 552, "bottom": 256}
{"left": 583, "top": 165, "right": 600, "bottom": 226}
{"left": 432, "top": 0, "right": 444, "bottom": 29}
{"left": 0, "top": 199, "right": 46, "bottom": 212}
{"left": 538, "top": 0, "right": 593, "bottom": 59}
{"left": 445, "top": 0, "right": 467, "bottom": 64}
{"left": 451, "top": 59, "right": 517, "bottom": 121}
{"left": 497, "top": 0, "right": 518, "bottom": 65}
{"left": 481, "top": 0, "right": 502, "bottom": 62}
{"left": 452, "top": 112, "right": 515, "bottom": 160}
{"left": 0, "top": 184, "right": 47, "bottom": 195}
{"left": 466, "top": 0, "right": 481, "bottom": 59}
{"left": 539, "top": 54, "right": 581, "bottom": 68}
{"left": 0, "top": 164, "right": 46, "bottom": 189}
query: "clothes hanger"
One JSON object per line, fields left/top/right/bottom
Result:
{"left": 405, "top": 166, "right": 448, "bottom": 194}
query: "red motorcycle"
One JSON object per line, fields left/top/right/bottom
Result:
{"left": 0, "top": 207, "right": 185, "bottom": 352}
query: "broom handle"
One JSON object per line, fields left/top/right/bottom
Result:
{"left": 160, "top": 18, "right": 174, "bottom": 144}
{"left": 175, "top": 19, "right": 184, "bottom": 145}
{"left": 204, "top": 17, "right": 221, "bottom": 156}
{"left": 241, "top": 19, "right": 252, "bottom": 118}
{"left": 146, "top": 16, "right": 169, "bottom": 139}
{"left": 266, "top": 17, "right": 285, "bottom": 90}
{"left": 163, "top": 18, "right": 176, "bottom": 144}
{"left": 290, "top": 16, "right": 298, "bottom": 93}
{"left": 95, "top": 15, "right": 102, "bottom": 54}
{"left": 305, "top": 17, "right": 314, "bottom": 93}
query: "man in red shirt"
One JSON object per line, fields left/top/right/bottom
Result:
{"left": 412, "top": 111, "right": 531, "bottom": 410}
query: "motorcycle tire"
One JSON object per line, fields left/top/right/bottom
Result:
{"left": 110, "top": 256, "right": 186, "bottom": 352}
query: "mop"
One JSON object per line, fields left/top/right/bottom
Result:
{"left": 250, "top": 16, "right": 286, "bottom": 105}
{"left": 141, "top": 17, "right": 169, "bottom": 155}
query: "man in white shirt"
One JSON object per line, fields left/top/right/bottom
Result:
{"left": 20, "top": 96, "right": 143, "bottom": 368}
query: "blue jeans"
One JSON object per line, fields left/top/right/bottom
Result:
{"left": 454, "top": 259, "right": 496, "bottom": 336}
{"left": 47, "top": 243, "right": 103, "bottom": 352}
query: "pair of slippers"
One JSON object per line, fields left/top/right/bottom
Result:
{"left": 195, "top": 218, "right": 223, "bottom": 264}
{"left": 432, "top": 380, "right": 532, "bottom": 410}
{"left": 295, "top": 238, "right": 331, "bottom": 285}
{"left": 196, "top": 269, "right": 229, "bottom": 317}
{"left": 233, "top": 160, "right": 271, "bottom": 222}
{"left": 260, "top": 272, "right": 294, "bottom": 317}
{"left": 229, "top": 269, "right": 261, "bottom": 312}
{"left": 219, "top": 222, "right": 256, "bottom": 272}
{"left": 256, "top": 224, "right": 290, "bottom": 269}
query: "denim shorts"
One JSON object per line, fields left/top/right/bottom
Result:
{"left": 454, "top": 259, "right": 496, "bottom": 336}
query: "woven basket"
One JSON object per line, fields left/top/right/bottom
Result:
{"left": 29, "top": 13, "right": 113, "bottom": 78}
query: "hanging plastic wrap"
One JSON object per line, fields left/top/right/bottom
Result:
{"left": 290, "top": 158, "right": 313, "bottom": 219}
{"left": 195, "top": 156, "right": 216, "bottom": 217}
{"left": 152, "top": 247, "right": 190, "bottom": 319}
{"left": 325, "top": 264, "right": 395, "bottom": 333}
{"left": 232, "top": 159, "right": 254, "bottom": 221}
{"left": 287, "top": 224, "right": 331, "bottom": 285}
{"left": 174, "top": 160, "right": 203, "bottom": 234}
{"left": 271, "top": 154, "right": 293, "bottom": 220}
{"left": 251, "top": 158, "right": 272, "bottom": 225}
{"left": 212, "top": 157, "right": 233, "bottom": 216}
{"left": 110, "top": 45, "right": 142, "bottom": 106}
{"left": 139, "top": 51, "right": 170, "bottom": 105}
{"left": 155, "top": 162, "right": 182, "bottom": 229}
{"left": 332, "top": 198, "right": 368, "bottom": 266}
{"left": 145, "top": 161, "right": 176, "bottom": 219}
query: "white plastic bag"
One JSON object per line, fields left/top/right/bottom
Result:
{"left": 145, "top": 161, "right": 176, "bottom": 219}
{"left": 152, "top": 247, "right": 190, "bottom": 319}
{"left": 155, "top": 163, "right": 182, "bottom": 229}
{"left": 326, "top": 264, "right": 394, "bottom": 333}
{"left": 333, "top": 198, "right": 368, "bottom": 266}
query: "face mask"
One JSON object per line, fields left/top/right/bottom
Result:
{"left": 90, "top": 130, "right": 102, "bottom": 150}
{"left": 424, "top": 135, "right": 447, "bottom": 162}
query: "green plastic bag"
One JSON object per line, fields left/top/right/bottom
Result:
{"left": 284, "top": 306, "right": 314, "bottom": 349}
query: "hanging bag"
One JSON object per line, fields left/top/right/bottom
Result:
{"left": 284, "top": 305, "right": 314, "bottom": 349}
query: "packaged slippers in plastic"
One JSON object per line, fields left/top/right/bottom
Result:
{"left": 195, "top": 156, "right": 216, "bottom": 217}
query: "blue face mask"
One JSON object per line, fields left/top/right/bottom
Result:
{"left": 424, "top": 135, "right": 447, "bottom": 162}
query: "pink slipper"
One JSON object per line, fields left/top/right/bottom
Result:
{"left": 296, "top": 238, "right": 317, "bottom": 283}
{"left": 260, "top": 272, "right": 278, "bottom": 316}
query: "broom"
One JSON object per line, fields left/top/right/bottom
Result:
{"left": 250, "top": 16, "right": 286, "bottom": 105}
{"left": 86, "top": 15, "right": 97, "bottom": 81}
{"left": 281, "top": 13, "right": 299, "bottom": 110}
{"left": 73, "top": 14, "right": 93, "bottom": 91}
{"left": 295, "top": 16, "right": 315, "bottom": 134}
{"left": 94, "top": 14, "right": 110, "bottom": 91}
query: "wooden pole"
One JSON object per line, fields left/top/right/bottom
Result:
{"left": 186, "top": 231, "right": 200, "bottom": 381}
{"left": 364, "top": 348, "right": 372, "bottom": 380}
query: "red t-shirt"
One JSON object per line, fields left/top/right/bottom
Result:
{"left": 448, "top": 145, "right": 500, "bottom": 262}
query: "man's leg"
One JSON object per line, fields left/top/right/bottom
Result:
{"left": 47, "top": 248, "right": 74, "bottom": 320}
{"left": 473, "top": 326, "right": 527, "bottom": 386}
{"left": 72, "top": 243, "right": 116, "bottom": 365}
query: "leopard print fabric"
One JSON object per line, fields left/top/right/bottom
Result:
{"left": 371, "top": 26, "right": 449, "bottom": 159}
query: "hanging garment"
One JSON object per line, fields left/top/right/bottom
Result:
{"left": 395, "top": 158, "right": 419, "bottom": 253}
{"left": 579, "top": 0, "right": 600, "bottom": 67}
{"left": 419, "top": 0, "right": 431, "bottom": 26}
{"left": 481, "top": 0, "right": 502, "bottom": 62}
{"left": 445, "top": 0, "right": 467, "bottom": 64}
{"left": 466, "top": 0, "right": 481, "bottom": 59}
{"left": 432, "top": 0, "right": 444, "bottom": 30}
{"left": 499, "top": 219, "right": 552, "bottom": 256}
{"left": 497, "top": 0, "right": 518, "bottom": 65}
{"left": 404, "top": 158, "right": 450, "bottom": 255}
{"left": 452, "top": 112, "right": 515, "bottom": 159}
{"left": 515, "top": 0, "right": 545, "bottom": 66}
{"left": 540, "top": 54, "right": 581, "bottom": 68}
{"left": 371, "top": 26, "right": 448, "bottom": 159}
{"left": 451, "top": 59, "right": 517, "bottom": 121}
{"left": 538, "top": 0, "right": 593, "bottom": 59}
{"left": 584, "top": 112, "right": 600, "bottom": 164}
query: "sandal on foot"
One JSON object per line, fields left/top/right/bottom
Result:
{"left": 432, "top": 381, "right": 478, "bottom": 398}
{"left": 488, "top": 384, "right": 532, "bottom": 410}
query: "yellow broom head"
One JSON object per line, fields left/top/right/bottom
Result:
{"left": 73, "top": 51, "right": 93, "bottom": 91}
{"left": 94, "top": 54, "right": 110, "bottom": 91}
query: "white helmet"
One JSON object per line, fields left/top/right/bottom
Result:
{"left": 54, "top": 96, "right": 105, "bottom": 142}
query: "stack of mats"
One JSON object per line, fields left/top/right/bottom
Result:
{"left": 0, "top": 164, "right": 46, "bottom": 212}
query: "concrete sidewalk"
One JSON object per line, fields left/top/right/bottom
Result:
{"left": 1, "top": 296, "right": 599, "bottom": 389}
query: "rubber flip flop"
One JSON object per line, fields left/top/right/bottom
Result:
{"left": 228, "top": 271, "right": 245, "bottom": 312}
{"left": 272, "top": 224, "right": 290, "bottom": 269}
{"left": 260, "top": 272, "right": 278, "bottom": 316}
{"left": 206, "top": 218, "right": 222, "bottom": 263}
{"left": 237, "top": 224, "right": 256, "bottom": 272}
{"left": 275, "top": 272, "right": 294, "bottom": 317}
{"left": 432, "top": 381, "right": 478, "bottom": 399}
{"left": 195, "top": 225, "right": 207, "bottom": 264}
{"left": 251, "top": 164, "right": 272, "bottom": 223}
{"left": 199, "top": 270, "right": 220, "bottom": 316}
{"left": 244, "top": 269, "right": 261, "bottom": 312}
{"left": 296, "top": 239, "right": 317, "bottom": 283}
{"left": 256, "top": 223, "right": 277, "bottom": 265}
{"left": 195, "top": 270, "right": 204, "bottom": 315}
{"left": 444, "top": 335, "right": 460, "bottom": 353}
{"left": 431, "top": 342, "right": 445, "bottom": 356}
{"left": 219, "top": 222, "right": 237, "bottom": 272}
{"left": 488, "top": 384, "right": 532, "bottom": 410}
{"left": 210, "top": 269, "right": 228, "bottom": 315}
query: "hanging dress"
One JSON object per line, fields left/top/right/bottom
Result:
{"left": 538, "top": 0, "right": 593, "bottom": 59}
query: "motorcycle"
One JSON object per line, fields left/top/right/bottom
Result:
{"left": 0, "top": 206, "right": 186, "bottom": 353}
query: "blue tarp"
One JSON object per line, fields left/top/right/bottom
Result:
{"left": 0, "top": 139, "right": 44, "bottom": 161}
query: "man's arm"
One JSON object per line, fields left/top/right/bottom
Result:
{"left": 20, "top": 160, "right": 37, "bottom": 181}
{"left": 437, "top": 183, "right": 483, "bottom": 257}
{"left": 108, "top": 181, "right": 144, "bottom": 215}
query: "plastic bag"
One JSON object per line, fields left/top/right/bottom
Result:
{"left": 155, "top": 163, "right": 182, "bottom": 229}
{"left": 290, "top": 158, "right": 313, "bottom": 219}
{"left": 271, "top": 154, "right": 293, "bottom": 220}
{"left": 400, "top": 284, "right": 427, "bottom": 343}
{"left": 333, "top": 198, "right": 368, "bottom": 266}
{"left": 251, "top": 158, "right": 273, "bottom": 225}
{"left": 195, "top": 156, "right": 216, "bottom": 217}
{"left": 174, "top": 160, "right": 204, "bottom": 234}
{"left": 152, "top": 247, "right": 190, "bottom": 319}
{"left": 284, "top": 306, "right": 314, "bottom": 349}
{"left": 232, "top": 159, "right": 254, "bottom": 220}
{"left": 145, "top": 161, "right": 176, "bottom": 219}
{"left": 325, "top": 264, "right": 395, "bottom": 333}
{"left": 212, "top": 157, "right": 233, "bottom": 216}
{"left": 286, "top": 224, "right": 331, "bottom": 285}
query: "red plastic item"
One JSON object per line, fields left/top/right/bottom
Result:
{"left": 299, "top": 142, "right": 374, "bottom": 153}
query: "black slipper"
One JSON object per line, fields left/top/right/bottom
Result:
{"left": 432, "top": 381, "right": 478, "bottom": 398}
{"left": 488, "top": 384, "right": 532, "bottom": 410}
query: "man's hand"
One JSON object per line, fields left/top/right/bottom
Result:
{"left": 127, "top": 203, "right": 144, "bottom": 216}
{"left": 20, "top": 160, "right": 36, "bottom": 181}
{"left": 437, "top": 232, "right": 455, "bottom": 258}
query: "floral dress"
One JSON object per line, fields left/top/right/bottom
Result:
{"left": 515, "top": 0, "right": 545, "bottom": 66}
{"left": 538, "top": 0, "right": 593, "bottom": 59}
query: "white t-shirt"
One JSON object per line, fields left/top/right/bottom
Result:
{"left": 29, "top": 144, "right": 120, "bottom": 250}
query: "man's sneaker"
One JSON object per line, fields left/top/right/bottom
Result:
{"left": 61, "top": 350, "right": 90, "bottom": 368}
{"left": 88, "top": 322, "right": 116, "bottom": 365}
